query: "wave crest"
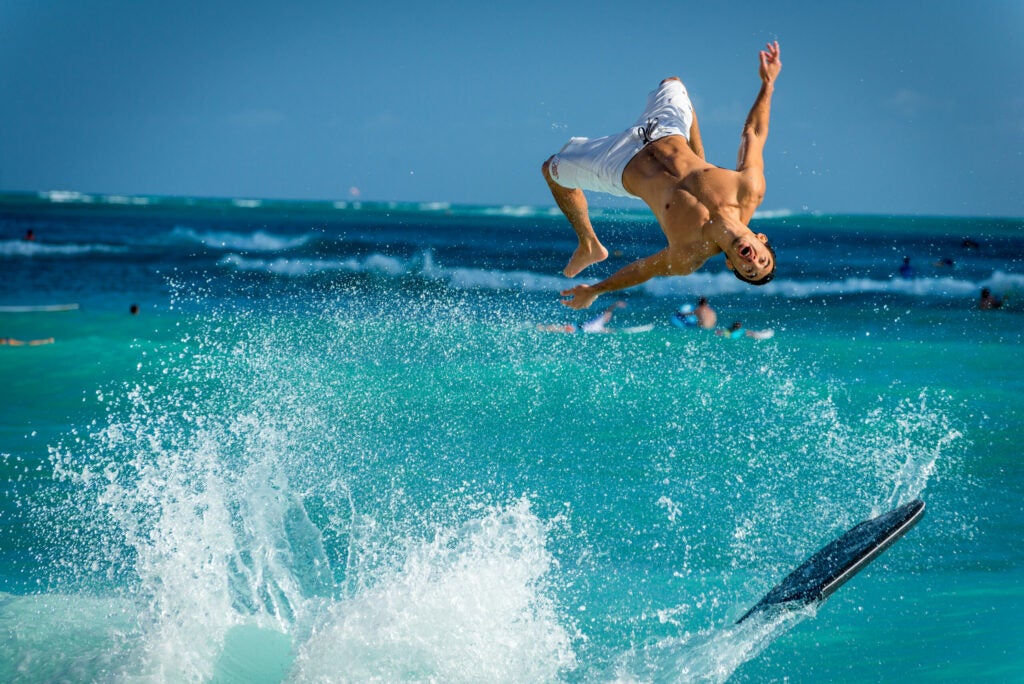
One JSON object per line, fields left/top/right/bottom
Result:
{"left": 215, "top": 248, "right": 1024, "bottom": 301}
{"left": 168, "top": 227, "right": 312, "bottom": 252}
{"left": 0, "top": 239, "right": 127, "bottom": 257}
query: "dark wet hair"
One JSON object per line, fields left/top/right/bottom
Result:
{"left": 732, "top": 241, "right": 776, "bottom": 286}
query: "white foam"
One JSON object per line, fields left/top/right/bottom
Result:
{"left": 217, "top": 253, "right": 407, "bottom": 277}
{"left": 40, "top": 190, "right": 95, "bottom": 203}
{"left": 753, "top": 208, "right": 796, "bottom": 219}
{"left": 102, "top": 194, "right": 151, "bottom": 206}
{"left": 212, "top": 245, "right": 1018, "bottom": 302}
{"left": 0, "top": 592, "right": 139, "bottom": 679}
{"left": 169, "top": 226, "right": 312, "bottom": 251}
{"left": 51, "top": 403, "right": 327, "bottom": 681}
{"left": 0, "top": 239, "right": 127, "bottom": 257}
{"left": 0, "top": 303, "right": 78, "bottom": 312}
{"left": 444, "top": 266, "right": 567, "bottom": 292}
{"left": 614, "top": 605, "right": 814, "bottom": 683}
{"left": 291, "top": 498, "right": 577, "bottom": 683}
{"left": 641, "top": 270, "right": 1008, "bottom": 300}
{"left": 51, "top": 381, "right": 578, "bottom": 682}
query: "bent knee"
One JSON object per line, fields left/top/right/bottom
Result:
{"left": 541, "top": 156, "right": 555, "bottom": 180}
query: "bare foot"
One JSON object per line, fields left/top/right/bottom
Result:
{"left": 563, "top": 242, "right": 608, "bottom": 277}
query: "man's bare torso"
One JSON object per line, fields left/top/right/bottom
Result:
{"left": 621, "top": 135, "right": 765, "bottom": 273}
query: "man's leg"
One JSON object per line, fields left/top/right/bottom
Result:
{"left": 542, "top": 157, "right": 608, "bottom": 277}
{"left": 687, "top": 108, "right": 705, "bottom": 160}
{"left": 658, "top": 77, "right": 704, "bottom": 160}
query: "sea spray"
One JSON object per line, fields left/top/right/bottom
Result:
{"left": 626, "top": 376, "right": 964, "bottom": 681}
{"left": 2, "top": 215, "right": 983, "bottom": 682}
{"left": 49, "top": 387, "right": 326, "bottom": 680}
{"left": 290, "top": 498, "right": 578, "bottom": 683}
{"left": 38, "top": 292, "right": 585, "bottom": 681}
{"left": 612, "top": 604, "right": 815, "bottom": 683}
{"left": 868, "top": 391, "right": 964, "bottom": 513}
{"left": 42, "top": 300, "right": 338, "bottom": 679}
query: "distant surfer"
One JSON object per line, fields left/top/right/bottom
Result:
{"left": 717, "top": 321, "right": 747, "bottom": 339}
{"left": 1, "top": 337, "right": 54, "bottom": 346}
{"left": 536, "top": 300, "right": 627, "bottom": 334}
{"left": 579, "top": 300, "right": 626, "bottom": 333}
{"left": 671, "top": 304, "right": 698, "bottom": 328}
{"left": 694, "top": 297, "right": 717, "bottom": 329}
{"left": 671, "top": 296, "right": 716, "bottom": 330}
{"left": 898, "top": 256, "right": 915, "bottom": 279}
{"left": 716, "top": 320, "right": 774, "bottom": 340}
{"left": 978, "top": 287, "right": 1003, "bottom": 310}
{"left": 543, "top": 42, "right": 782, "bottom": 309}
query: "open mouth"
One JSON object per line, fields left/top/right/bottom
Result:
{"left": 738, "top": 244, "right": 754, "bottom": 261}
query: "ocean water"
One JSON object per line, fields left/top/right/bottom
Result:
{"left": 1, "top": 191, "right": 1022, "bottom": 682}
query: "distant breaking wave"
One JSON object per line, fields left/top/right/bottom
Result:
{"left": 219, "top": 248, "right": 1023, "bottom": 300}
{"left": 642, "top": 270, "right": 1024, "bottom": 299}
{"left": 167, "top": 227, "right": 313, "bottom": 252}
{"left": 217, "top": 251, "right": 566, "bottom": 292}
{"left": 218, "top": 253, "right": 409, "bottom": 278}
{"left": 0, "top": 239, "right": 128, "bottom": 257}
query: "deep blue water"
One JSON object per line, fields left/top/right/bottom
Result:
{"left": 1, "top": 191, "right": 1022, "bottom": 682}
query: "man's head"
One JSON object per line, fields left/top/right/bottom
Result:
{"left": 725, "top": 232, "right": 775, "bottom": 286}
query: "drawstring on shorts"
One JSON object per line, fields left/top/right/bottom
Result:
{"left": 637, "top": 118, "right": 659, "bottom": 145}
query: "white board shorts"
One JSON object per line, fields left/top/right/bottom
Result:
{"left": 548, "top": 79, "right": 695, "bottom": 198}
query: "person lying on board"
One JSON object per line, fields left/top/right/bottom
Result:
{"left": 716, "top": 321, "right": 774, "bottom": 340}
{"left": 1, "top": 337, "right": 54, "bottom": 346}
{"left": 537, "top": 300, "right": 627, "bottom": 334}
{"left": 542, "top": 42, "right": 781, "bottom": 309}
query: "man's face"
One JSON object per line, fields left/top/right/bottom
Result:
{"left": 726, "top": 232, "right": 774, "bottom": 282}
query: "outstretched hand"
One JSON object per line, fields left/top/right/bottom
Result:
{"left": 759, "top": 41, "right": 781, "bottom": 84}
{"left": 560, "top": 284, "right": 599, "bottom": 310}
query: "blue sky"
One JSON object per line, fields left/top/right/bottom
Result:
{"left": 1, "top": 0, "right": 1021, "bottom": 216}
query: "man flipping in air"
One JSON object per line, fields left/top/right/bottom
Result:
{"left": 543, "top": 42, "right": 782, "bottom": 309}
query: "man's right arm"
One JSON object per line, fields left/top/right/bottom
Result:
{"left": 560, "top": 248, "right": 691, "bottom": 309}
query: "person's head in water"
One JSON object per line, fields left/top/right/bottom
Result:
{"left": 726, "top": 233, "right": 776, "bottom": 286}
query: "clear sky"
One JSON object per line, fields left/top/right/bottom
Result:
{"left": 1, "top": 0, "right": 1021, "bottom": 217}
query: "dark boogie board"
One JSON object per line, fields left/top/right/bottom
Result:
{"left": 737, "top": 499, "right": 925, "bottom": 623}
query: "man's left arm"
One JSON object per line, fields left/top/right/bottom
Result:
{"left": 736, "top": 41, "right": 781, "bottom": 173}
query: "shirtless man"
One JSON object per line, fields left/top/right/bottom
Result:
{"left": 542, "top": 42, "right": 781, "bottom": 309}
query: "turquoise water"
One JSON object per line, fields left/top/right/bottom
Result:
{"left": 1, "top": 193, "right": 1022, "bottom": 681}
